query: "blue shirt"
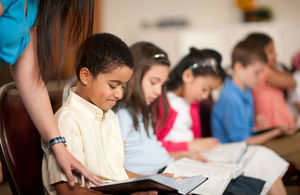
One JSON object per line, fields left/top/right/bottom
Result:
{"left": 116, "top": 108, "right": 173, "bottom": 175}
{"left": 211, "top": 77, "right": 254, "bottom": 143}
{"left": 0, "top": 0, "right": 39, "bottom": 67}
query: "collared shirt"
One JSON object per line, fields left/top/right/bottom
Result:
{"left": 211, "top": 77, "right": 254, "bottom": 143}
{"left": 116, "top": 108, "right": 173, "bottom": 175}
{"left": 42, "top": 88, "right": 128, "bottom": 195}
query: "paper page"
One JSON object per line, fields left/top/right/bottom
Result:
{"left": 164, "top": 158, "right": 242, "bottom": 195}
{"left": 201, "top": 142, "right": 247, "bottom": 163}
{"left": 175, "top": 175, "right": 207, "bottom": 194}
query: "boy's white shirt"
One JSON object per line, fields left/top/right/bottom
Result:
{"left": 41, "top": 87, "right": 128, "bottom": 195}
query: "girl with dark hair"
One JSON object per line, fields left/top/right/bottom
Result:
{"left": 0, "top": 0, "right": 100, "bottom": 185}
{"left": 156, "top": 47, "right": 225, "bottom": 153}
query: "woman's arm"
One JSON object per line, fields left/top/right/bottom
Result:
{"left": 266, "top": 68, "right": 296, "bottom": 89}
{"left": 10, "top": 27, "right": 101, "bottom": 187}
{"left": 0, "top": 2, "right": 4, "bottom": 16}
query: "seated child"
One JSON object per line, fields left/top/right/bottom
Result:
{"left": 211, "top": 38, "right": 296, "bottom": 145}
{"left": 116, "top": 42, "right": 288, "bottom": 195}
{"left": 246, "top": 32, "right": 297, "bottom": 132}
{"left": 41, "top": 33, "right": 156, "bottom": 195}
{"left": 155, "top": 48, "right": 224, "bottom": 153}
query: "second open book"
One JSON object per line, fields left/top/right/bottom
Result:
{"left": 164, "top": 141, "right": 248, "bottom": 195}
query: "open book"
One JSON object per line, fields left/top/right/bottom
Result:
{"left": 91, "top": 174, "right": 207, "bottom": 194}
{"left": 164, "top": 158, "right": 243, "bottom": 195}
{"left": 201, "top": 141, "right": 249, "bottom": 163}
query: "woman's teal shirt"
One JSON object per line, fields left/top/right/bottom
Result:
{"left": 0, "top": 0, "right": 39, "bottom": 67}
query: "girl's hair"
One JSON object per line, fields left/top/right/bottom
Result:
{"left": 166, "top": 47, "right": 226, "bottom": 91}
{"left": 116, "top": 42, "right": 170, "bottom": 134}
{"left": 36, "top": 0, "right": 94, "bottom": 81}
{"left": 245, "top": 32, "right": 273, "bottom": 48}
{"left": 75, "top": 33, "right": 134, "bottom": 80}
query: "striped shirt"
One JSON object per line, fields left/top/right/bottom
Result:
{"left": 42, "top": 88, "right": 128, "bottom": 195}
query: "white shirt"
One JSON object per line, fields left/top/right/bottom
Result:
{"left": 164, "top": 92, "right": 194, "bottom": 142}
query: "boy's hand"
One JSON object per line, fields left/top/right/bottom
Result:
{"left": 188, "top": 138, "right": 220, "bottom": 152}
{"left": 280, "top": 124, "right": 298, "bottom": 136}
{"left": 52, "top": 143, "right": 103, "bottom": 188}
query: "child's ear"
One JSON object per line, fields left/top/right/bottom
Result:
{"left": 233, "top": 61, "right": 243, "bottom": 72}
{"left": 79, "top": 67, "right": 92, "bottom": 85}
{"left": 182, "top": 69, "right": 194, "bottom": 83}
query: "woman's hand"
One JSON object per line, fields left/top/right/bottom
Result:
{"left": 52, "top": 143, "right": 102, "bottom": 188}
{"left": 188, "top": 138, "right": 220, "bottom": 152}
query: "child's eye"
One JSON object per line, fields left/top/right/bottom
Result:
{"left": 150, "top": 81, "right": 157, "bottom": 85}
{"left": 109, "top": 84, "right": 117, "bottom": 89}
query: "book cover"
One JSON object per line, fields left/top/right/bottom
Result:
{"left": 91, "top": 174, "right": 207, "bottom": 194}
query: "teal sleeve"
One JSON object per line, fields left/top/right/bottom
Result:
{"left": 0, "top": 0, "right": 15, "bottom": 11}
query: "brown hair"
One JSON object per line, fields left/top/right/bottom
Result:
{"left": 36, "top": 0, "right": 94, "bottom": 81}
{"left": 115, "top": 42, "right": 170, "bottom": 135}
{"left": 231, "top": 40, "right": 267, "bottom": 68}
{"left": 245, "top": 32, "right": 273, "bottom": 48}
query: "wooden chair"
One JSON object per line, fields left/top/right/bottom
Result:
{"left": 0, "top": 82, "right": 44, "bottom": 195}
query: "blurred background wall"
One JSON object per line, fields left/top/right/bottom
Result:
{"left": 96, "top": 0, "right": 300, "bottom": 68}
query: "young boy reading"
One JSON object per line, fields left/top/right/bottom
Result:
{"left": 211, "top": 39, "right": 294, "bottom": 145}
{"left": 41, "top": 33, "right": 156, "bottom": 195}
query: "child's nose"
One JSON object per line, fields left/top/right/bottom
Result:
{"left": 155, "top": 87, "right": 162, "bottom": 96}
{"left": 115, "top": 87, "right": 123, "bottom": 99}
{"left": 202, "top": 92, "right": 209, "bottom": 100}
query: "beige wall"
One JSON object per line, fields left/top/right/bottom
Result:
{"left": 98, "top": 0, "right": 300, "bottom": 66}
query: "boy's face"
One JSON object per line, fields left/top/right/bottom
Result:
{"left": 239, "top": 61, "right": 265, "bottom": 89}
{"left": 264, "top": 41, "right": 277, "bottom": 67}
{"left": 183, "top": 74, "right": 221, "bottom": 103}
{"left": 142, "top": 64, "right": 170, "bottom": 105}
{"left": 81, "top": 66, "right": 133, "bottom": 112}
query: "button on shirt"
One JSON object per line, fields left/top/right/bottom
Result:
{"left": 211, "top": 77, "right": 254, "bottom": 143}
{"left": 42, "top": 88, "right": 128, "bottom": 195}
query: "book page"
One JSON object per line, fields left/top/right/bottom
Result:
{"left": 164, "top": 158, "right": 243, "bottom": 195}
{"left": 201, "top": 142, "right": 248, "bottom": 163}
{"left": 174, "top": 175, "right": 207, "bottom": 194}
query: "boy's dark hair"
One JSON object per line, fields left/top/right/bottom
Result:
{"left": 231, "top": 40, "right": 268, "bottom": 68}
{"left": 115, "top": 41, "right": 170, "bottom": 135}
{"left": 75, "top": 33, "right": 134, "bottom": 80}
{"left": 166, "top": 47, "right": 225, "bottom": 91}
{"left": 245, "top": 32, "right": 273, "bottom": 48}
